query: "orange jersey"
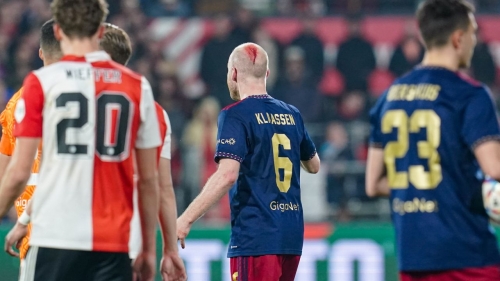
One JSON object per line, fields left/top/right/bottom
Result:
{"left": 0, "top": 87, "right": 42, "bottom": 259}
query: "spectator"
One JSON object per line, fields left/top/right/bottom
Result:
{"left": 389, "top": 36, "right": 424, "bottom": 77}
{"left": 336, "top": 16, "right": 376, "bottom": 92}
{"left": 251, "top": 23, "right": 281, "bottom": 90}
{"left": 273, "top": 46, "right": 322, "bottom": 122}
{"left": 181, "top": 97, "right": 229, "bottom": 221}
{"left": 231, "top": 7, "right": 257, "bottom": 43}
{"left": 335, "top": 91, "right": 369, "bottom": 122}
{"left": 200, "top": 14, "right": 241, "bottom": 107}
{"left": 471, "top": 28, "right": 496, "bottom": 87}
{"left": 320, "top": 122, "right": 354, "bottom": 221}
{"left": 290, "top": 16, "right": 324, "bottom": 84}
{"left": 156, "top": 74, "right": 192, "bottom": 139}
{"left": 143, "top": 0, "right": 191, "bottom": 17}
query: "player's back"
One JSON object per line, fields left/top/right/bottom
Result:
{"left": 17, "top": 51, "right": 160, "bottom": 253}
{"left": 370, "top": 66, "right": 500, "bottom": 271}
{"left": 215, "top": 94, "right": 316, "bottom": 258}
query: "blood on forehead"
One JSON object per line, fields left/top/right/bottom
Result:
{"left": 243, "top": 45, "right": 257, "bottom": 64}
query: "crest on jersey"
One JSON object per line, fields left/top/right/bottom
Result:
{"left": 14, "top": 98, "right": 26, "bottom": 123}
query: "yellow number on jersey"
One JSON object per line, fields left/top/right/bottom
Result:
{"left": 382, "top": 110, "right": 442, "bottom": 189}
{"left": 272, "top": 133, "right": 293, "bottom": 193}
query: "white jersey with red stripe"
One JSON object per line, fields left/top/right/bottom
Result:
{"left": 129, "top": 104, "right": 171, "bottom": 259}
{"left": 14, "top": 51, "right": 161, "bottom": 253}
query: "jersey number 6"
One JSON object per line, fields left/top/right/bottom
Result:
{"left": 272, "top": 133, "right": 293, "bottom": 193}
{"left": 382, "top": 109, "right": 442, "bottom": 190}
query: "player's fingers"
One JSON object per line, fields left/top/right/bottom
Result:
{"left": 180, "top": 238, "right": 185, "bottom": 249}
{"left": 6, "top": 245, "right": 19, "bottom": 257}
{"left": 16, "top": 239, "right": 23, "bottom": 249}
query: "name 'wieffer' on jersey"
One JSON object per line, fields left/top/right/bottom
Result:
{"left": 65, "top": 68, "right": 122, "bottom": 84}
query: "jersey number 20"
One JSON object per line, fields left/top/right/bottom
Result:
{"left": 56, "top": 92, "right": 132, "bottom": 161}
{"left": 382, "top": 110, "right": 442, "bottom": 189}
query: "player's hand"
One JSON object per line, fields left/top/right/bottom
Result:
{"left": 160, "top": 251, "right": 187, "bottom": 281}
{"left": 133, "top": 252, "right": 156, "bottom": 281}
{"left": 176, "top": 216, "right": 191, "bottom": 249}
{"left": 4, "top": 222, "right": 28, "bottom": 257}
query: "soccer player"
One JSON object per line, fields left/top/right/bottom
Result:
{"left": 0, "top": 19, "right": 58, "bottom": 262}
{"left": 98, "top": 23, "right": 186, "bottom": 281}
{"left": 3, "top": 21, "right": 186, "bottom": 281}
{"left": 0, "top": 0, "right": 160, "bottom": 280}
{"left": 177, "top": 42, "right": 320, "bottom": 281}
{"left": 366, "top": 0, "right": 500, "bottom": 280}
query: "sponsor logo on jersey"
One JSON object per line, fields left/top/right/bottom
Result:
{"left": 269, "top": 201, "right": 300, "bottom": 212}
{"left": 14, "top": 98, "right": 26, "bottom": 123}
{"left": 392, "top": 197, "right": 438, "bottom": 215}
{"left": 217, "top": 138, "right": 236, "bottom": 145}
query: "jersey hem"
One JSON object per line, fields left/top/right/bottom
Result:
{"left": 215, "top": 152, "right": 243, "bottom": 163}
{"left": 227, "top": 249, "right": 302, "bottom": 258}
{"left": 399, "top": 258, "right": 500, "bottom": 272}
{"left": 30, "top": 238, "right": 129, "bottom": 253}
{"left": 301, "top": 151, "right": 317, "bottom": 161}
{"left": 471, "top": 135, "right": 500, "bottom": 150}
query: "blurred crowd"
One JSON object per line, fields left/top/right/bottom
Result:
{"left": 1, "top": 0, "right": 499, "bottom": 223}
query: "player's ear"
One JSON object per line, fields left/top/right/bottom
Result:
{"left": 451, "top": 29, "right": 463, "bottom": 50}
{"left": 39, "top": 48, "right": 44, "bottom": 61}
{"left": 97, "top": 24, "right": 105, "bottom": 39}
{"left": 232, "top": 68, "right": 237, "bottom": 82}
{"left": 54, "top": 24, "right": 62, "bottom": 41}
{"left": 266, "top": 69, "right": 270, "bottom": 78}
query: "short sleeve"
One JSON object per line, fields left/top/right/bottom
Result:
{"left": 300, "top": 122, "right": 317, "bottom": 161}
{"left": 369, "top": 92, "right": 387, "bottom": 148}
{"left": 14, "top": 73, "right": 44, "bottom": 138}
{"left": 136, "top": 77, "right": 161, "bottom": 149}
{"left": 0, "top": 110, "right": 14, "bottom": 156}
{"left": 214, "top": 110, "right": 248, "bottom": 163}
{"left": 461, "top": 87, "right": 500, "bottom": 149}
{"left": 160, "top": 110, "right": 171, "bottom": 159}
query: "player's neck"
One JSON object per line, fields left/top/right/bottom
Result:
{"left": 421, "top": 48, "right": 460, "bottom": 72}
{"left": 237, "top": 79, "right": 267, "bottom": 100}
{"left": 60, "top": 38, "right": 101, "bottom": 58}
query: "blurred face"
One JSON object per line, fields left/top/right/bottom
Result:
{"left": 227, "top": 56, "right": 240, "bottom": 101}
{"left": 458, "top": 13, "right": 477, "bottom": 68}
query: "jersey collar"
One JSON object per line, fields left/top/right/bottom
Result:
{"left": 60, "top": 51, "right": 111, "bottom": 63}
{"left": 247, "top": 94, "right": 271, "bottom": 99}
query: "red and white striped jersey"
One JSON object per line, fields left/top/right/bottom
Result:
{"left": 14, "top": 51, "right": 161, "bottom": 253}
{"left": 129, "top": 102, "right": 172, "bottom": 259}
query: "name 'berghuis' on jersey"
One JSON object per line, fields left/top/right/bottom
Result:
{"left": 370, "top": 66, "right": 500, "bottom": 271}
{"left": 214, "top": 94, "right": 316, "bottom": 258}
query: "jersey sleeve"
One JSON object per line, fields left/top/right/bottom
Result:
{"left": 214, "top": 109, "right": 248, "bottom": 163}
{"left": 461, "top": 86, "right": 500, "bottom": 149}
{"left": 14, "top": 73, "right": 44, "bottom": 138}
{"left": 136, "top": 77, "right": 161, "bottom": 149}
{"left": 0, "top": 109, "right": 14, "bottom": 155}
{"left": 160, "top": 110, "right": 171, "bottom": 159}
{"left": 299, "top": 118, "right": 317, "bottom": 161}
{"left": 369, "top": 91, "right": 387, "bottom": 148}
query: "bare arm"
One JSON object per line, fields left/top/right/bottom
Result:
{"left": 301, "top": 153, "right": 320, "bottom": 174}
{"left": 365, "top": 147, "right": 389, "bottom": 197}
{"left": 0, "top": 138, "right": 38, "bottom": 217}
{"left": 177, "top": 158, "right": 239, "bottom": 246}
{"left": 135, "top": 148, "right": 160, "bottom": 254}
{"left": 475, "top": 141, "right": 500, "bottom": 180}
{"left": 158, "top": 158, "right": 178, "bottom": 253}
{"left": 0, "top": 154, "right": 12, "bottom": 183}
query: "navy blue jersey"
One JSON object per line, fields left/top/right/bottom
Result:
{"left": 215, "top": 94, "right": 316, "bottom": 258}
{"left": 370, "top": 66, "right": 500, "bottom": 271}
